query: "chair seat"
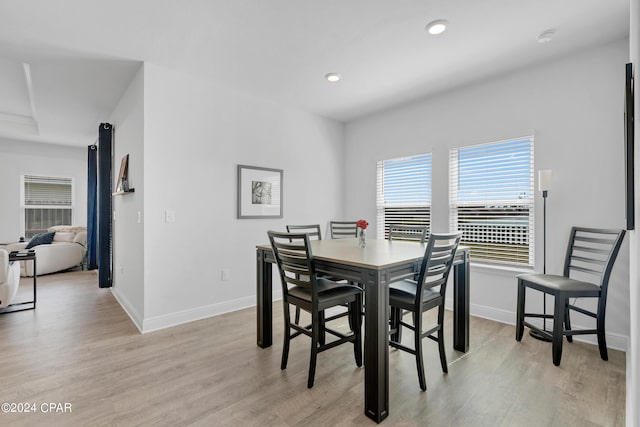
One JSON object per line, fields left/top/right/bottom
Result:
{"left": 389, "top": 279, "right": 440, "bottom": 307}
{"left": 517, "top": 273, "right": 600, "bottom": 295}
{"left": 289, "top": 278, "right": 361, "bottom": 307}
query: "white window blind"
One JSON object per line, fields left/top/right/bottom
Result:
{"left": 376, "top": 153, "right": 431, "bottom": 239}
{"left": 449, "top": 137, "right": 534, "bottom": 266}
{"left": 23, "top": 175, "right": 73, "bottom": 237}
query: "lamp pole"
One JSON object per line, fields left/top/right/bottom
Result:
{"left": 530, "top": 170, "right": 552, "bottom": 342}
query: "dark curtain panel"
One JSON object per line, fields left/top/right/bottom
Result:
{"left": 87, "top": 145, "right": 98, "bottom": 270}
{"left": 97, "top": 123, "right": 113, "bottom": 288}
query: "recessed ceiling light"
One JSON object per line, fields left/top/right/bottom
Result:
{"left": 425, "top": 19, "right": 448, "bottom": 35}
{"left": 325, "top": 73, "right": 341, "bottom": 83}
{"left": 537, "top": 29, "right": 556, "bottom": 44}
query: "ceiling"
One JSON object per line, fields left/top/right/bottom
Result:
{"left": 0, "top": 0, "right": 630, "bottom": 147}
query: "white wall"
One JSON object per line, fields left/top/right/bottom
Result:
{"left": 140, "top": 63, "right": 345, "bottom": 331}
{"left": 0, "top": 138, "right": 86, "bottom": 241}
{"left": 344, "top": 39, "right": 630, "bottom": 350}
{"left": 110, "top": 64, "right": 145, "bottom": 329}
{"left": 627, "top": 0, "right": 639, "bottom": 425}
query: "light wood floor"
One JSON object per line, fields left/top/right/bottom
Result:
{"left": 0, "top": 271, "right": 625, "bottom": 426}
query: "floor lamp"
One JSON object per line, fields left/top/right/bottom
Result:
{"left": 530, "top": 169, "right": 553, "bottom": 342}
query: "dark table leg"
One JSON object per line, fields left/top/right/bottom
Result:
{"left": 256, "top": 249, "right": 272, "bottom": 348}
{"left": 363, "top": 270, "right": 389, "bottom": 423}
{"left": 453, "top": 251, "right": 470, "bottom": 352}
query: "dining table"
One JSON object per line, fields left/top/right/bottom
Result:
{"left": 255, "top": 237, "right": 470, "bottom": 423}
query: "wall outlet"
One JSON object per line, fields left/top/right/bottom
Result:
{"left": 137, "top": 211, "right": 142, "bottom": 223}
{"left": 221, "top": 268, "right": 231, "bottom": 281}
{"left": 165, "top": 210, "right": 175, "bottom": 223}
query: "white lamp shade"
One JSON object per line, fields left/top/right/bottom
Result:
{"left": 538, "top": 170, "right": 552, "bottom": 192}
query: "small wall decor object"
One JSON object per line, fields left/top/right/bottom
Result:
{"left": 237, "top": 165, "right": 283, "bottom": 219}
{"left": 113, "top": 154, "right": 134, "bottom": 195}
{"left": 625, "top": 63, "right": 635, "bottom": 230}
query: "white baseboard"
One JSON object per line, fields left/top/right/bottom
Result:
{"left": 115, "top": 288, "right": 627, "bottom": 352}
{"left": 140, "top": 290, "right": 283, "bottom": 334}
{"left": 111, "top": 287, "right": 143, "bottom": 333}
{"left": 446, "top": 298, "right": 629, "bottom": 352}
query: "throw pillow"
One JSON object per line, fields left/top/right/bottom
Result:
{"left": 53, "top": 232, "right": 74, "bottom": 243}
{"left": 25, "top": 232, "right": 55, "bottom": 249}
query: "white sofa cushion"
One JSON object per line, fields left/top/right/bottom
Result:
{"left": 47, "top": 226, "right": 87, "bottom": 247}
{"left": 48, "top": 225, "right": 87, "bottom": 234}
{"left": 0, "top": 249, "right": 21, "bottom": 308}
{"left": 0, "top": 249, "right": 7, "bottom": 283}
{"left": 73, "top": 231, "right": 87, "bottom": 246}
{"left": 53, "top": 232, "right": 75, "bottom": 243}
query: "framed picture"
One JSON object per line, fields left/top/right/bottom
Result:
{"left": 625, "top": 63, "right": 635, "bottom": 230}
{"left": 237, "top": 165, "right": 283, "bottom": 219}
{"left": 115, "top": 154, "right": 130, "bottom": 192}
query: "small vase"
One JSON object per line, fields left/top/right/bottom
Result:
{"left": 358, "top": 228, "right": 366, "bottom": 248}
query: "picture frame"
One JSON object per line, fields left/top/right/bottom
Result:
{"left": 237, "top": 165, "right": 283, "bottom": 219}
{"left": 115, "top": 154, "right": 130, "bottom": 193}
{"left": 625, "top": 63, "right": 635, "bottom": 230}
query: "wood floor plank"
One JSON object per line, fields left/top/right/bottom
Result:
{"left": 0, "top": 271, "right": 626, "bottom": 426}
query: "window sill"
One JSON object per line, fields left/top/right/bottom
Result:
{"left": 469, "top": 261, "right": 535, "bottom": 276}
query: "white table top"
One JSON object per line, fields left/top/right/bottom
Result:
{"left": 309, "top": 238, "right": 426, "bottom": 269}
{"left": 258, "top": 238, "right": 467, "bottom": 270}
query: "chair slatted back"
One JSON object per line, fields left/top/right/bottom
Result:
{"left": 286, "top": 224, "right": 322, "bottom": 240}
{"left": 330, "top": 221, "right": 358, "bottom": 239}
{"left": 563, "top": 227, "right": 625, "bottom": 292}
{"left": 416, "top": 233, "right": 462, "bottom": 299}
{"left": 268, "top": 231, "right": 317, "bottom": 300}
{"left": 388, "top": 224, "right": 428, "bottom": 243}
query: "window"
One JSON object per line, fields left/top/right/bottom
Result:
{"left": 23, "top": 175, "right": 73, "bottom": 238}
{"left": 376, "top": 153, "right": 432, "bottom": 239}
{"left": 449, "top": 137, "right": 534, "bottom": 266}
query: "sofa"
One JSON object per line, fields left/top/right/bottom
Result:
{"left": 4, "top": 226, "right": 87, "bottom": 277}
{"left": 0, "top": 249, "right": 21, "bottom": 308}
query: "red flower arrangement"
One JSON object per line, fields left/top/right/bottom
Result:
{"left": 356, "top": 219, "right": 368, "bottom": 230}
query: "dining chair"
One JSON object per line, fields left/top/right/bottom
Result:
{"left": 268, "top": 230, "right": 363, "bottom": 388}
{"left": 389, "top": 232, "right": 462, "bottom": 391}
{"left": 388, "top": 224, "right": 429, "bottom": 312}
{"left": 329, "top": 220, "right": 358, "bottom": 239}
{"left": 286, "top": 224, "right": 329, "bottom": 324}
{"left": 516, "top": 226, "right": 625, "bottom": 366}
{"left": 286, "top": 224, "right": 322, "bottom": 240}
{"left": 388, "top": 224, "right": 428, "bottom": 243}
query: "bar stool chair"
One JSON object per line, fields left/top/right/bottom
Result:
{"left": 389, "top": 232, "right": 462, "bottom": 391}
{"left": 515, "top": 227, "right": 625, "bottom": 366}
{"left": 268, "top": 230, "right": 363, "bottom": 388}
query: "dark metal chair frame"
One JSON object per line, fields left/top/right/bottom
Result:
{"left": 286, "top": 224, "right": 326, "bottom": 324}
{"left": 388, "top": 224, "right": 428, "bottom": 243}
{"left": 268, "top": 230, "right": 363, "bottom": 388}
{"left": 389, "top": 232, "right": 462, "bottom": 391}
{"left": 515, "top": 226, "right": 626, "bottom": 366}
{"left": 329, "top": 220, "right": 358, "bottom": 239}
{"left": 286, "top": 224, "right": 322, "bottom": 240}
